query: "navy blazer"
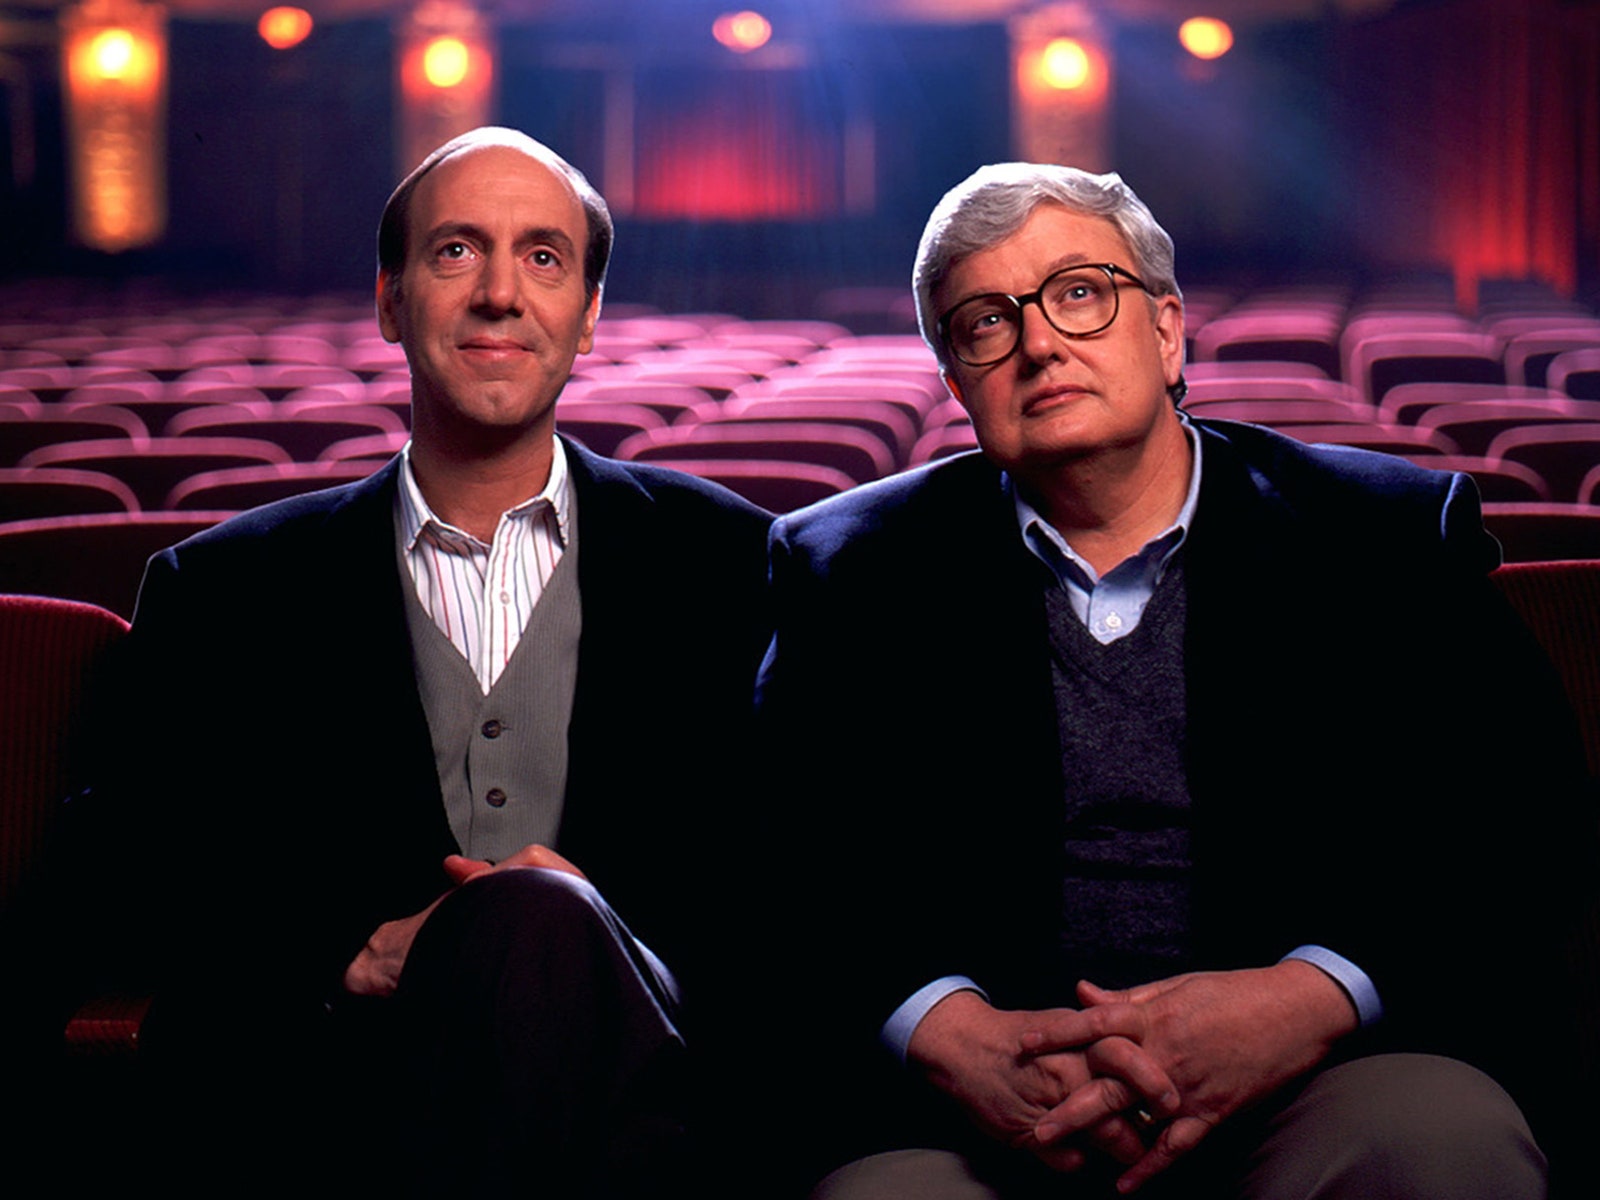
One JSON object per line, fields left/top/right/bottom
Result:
{"left": 114, "top": 439, "right": 771, "bottom": 1032}
{"left": 756, "top": 418, "right": 1590, "bottom": 1165}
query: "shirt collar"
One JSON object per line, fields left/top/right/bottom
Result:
{"left": 1008, "top": 413, "right": 1202, "bottom": 588}
{"left": 397, "top": 435, "right": 572, "bottom": 552}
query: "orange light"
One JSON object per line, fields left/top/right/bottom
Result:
{"left": 1040, "top": 37, "right": 1091, "bottom": 90}
{"left": 62, "top": 1, "right": 167, "bottom": 251}
{"left": 422, "top": 36, "right": 471, "bottom": 88}
{"left": 258, "top": 7, "right": 313, "bottom": 51}
{"left": 1179, "top": 17, "right": 1234, "bottom": 60}
{"left": 713, "top": 10, "right": 772, "bottom": 53}
{"left": 88, "top": 28, "right": 135, "bottom": 80}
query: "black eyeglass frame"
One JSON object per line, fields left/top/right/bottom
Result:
{"left": 936, "top": 262, "right": 1157, "bottom": 367}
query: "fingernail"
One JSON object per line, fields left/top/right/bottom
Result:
{"left": 1036, "top": 1122, "right": 1060, "bottom": 1143}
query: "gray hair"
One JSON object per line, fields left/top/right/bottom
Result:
{"left": 378, "top": 126, "right": 613, "bottom": 305}
{"left": 913, "top": 162, "right": 1180, "bottom": 369}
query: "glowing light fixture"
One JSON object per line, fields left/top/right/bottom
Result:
{"left": 258, "top": 6, "right": 313, "bottom": 51}
{"left": 422, "top": 35, "right": 471, "bottom": 88}
{"left": 1179, "top": 17, "right": 1234, "bottom": 60}
{"left": 88, "top": 28, "right": 136, "bottom": 79}
{"left": 713, "top": 11, "right": 772, "bottom": 54}
{"left": 1039, "top": 37, "right": 1091, "bottom": 90}
{"left": 62, "top": 0, "right": 167, "bottom": 252}
{"left": 397, "top": 2, "right": 494, "bottom": 178}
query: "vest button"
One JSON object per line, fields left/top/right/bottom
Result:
{"left": 481, "top": 719, "right": 503, "bottom": 739}
{"left": 485, "top": 787, "right": 507, "bottom": 808}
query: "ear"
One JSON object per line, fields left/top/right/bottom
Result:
{"left": 576, "top": 286, "right": 601, "bottom": 356}
{"left": 941, "top": 365, "right": 966, "bottom": 406}
{"left": 1154, "top": 294, "right": 1185, "bottom": 391}
{"left": 376, "top": 272, "right": 401, "bottom": 344}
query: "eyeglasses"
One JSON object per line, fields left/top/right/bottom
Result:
{"left": 937, "top": 262, "right": 1155, "bottom": 367}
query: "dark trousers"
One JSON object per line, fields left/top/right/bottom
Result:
{"left": 387, "top": 867, "right": 689, "bottom": 1196}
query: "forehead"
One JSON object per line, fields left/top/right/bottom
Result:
{"left": 406, "top": 144, "right": 587, "bottom": 251}
{"left": 940, "top": 203, "right": 1134, "bottom": 303}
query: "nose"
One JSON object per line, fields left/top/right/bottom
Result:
{"left": 471, "top": 249, "right": 522, "bottom": 318}
{"left": 1016, "top": 297, "right": 1067, "bottom": 366}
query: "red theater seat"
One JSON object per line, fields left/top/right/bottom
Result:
{"left": 1481, "top": 503, "right": 1600, "bottom": 563}
{"left": 0, "top": 468, "right": 141, "bottom": 518}
{"left": 19, "top": 437, "right": 291, "bottom": 511}
{"left": 0, "top": 512, "right": 231, "bottom": 618}
{"left": 623, "top": 458, "right": 855, "bottom": 513}
{"left": 615, "top": 421, "right": 894, "bottom": 485}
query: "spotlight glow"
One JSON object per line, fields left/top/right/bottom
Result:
{"left": 88, "top": 28, "right": 136, "bottom": 81}
{"left": 1179, "top": 17, "right": 1234, "bottom": 60}
{"left": 1040, "top": 38, "right": 1091, "bottom": 90}
{"left": 422, "top": 36, "right": 471, "bottom": 88}
{"left": 713, "top": 11, "right": 772, "bottom": 53}
{"left": 258, "top": 7, "right": 313, "bottom": 51}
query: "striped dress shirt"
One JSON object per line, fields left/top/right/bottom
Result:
{"left": 396, "top": 439, "right": 572, "bottom": 695}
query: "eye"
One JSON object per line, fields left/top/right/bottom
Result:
{"left": 528, "top": 248, "right": 561, "bottom": 269}
{"left": 434, "top": 240, "right": 474, "bottom": 264}
{"left": 1049, "top": 272, "right": 1106, "bottom": 307}
{"left": 957, "top": 300, "right": 1012, "bottom": 341}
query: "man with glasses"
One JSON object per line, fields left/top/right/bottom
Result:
{"left": 755, "top": 163, "right": 1588, "bottom": 1198}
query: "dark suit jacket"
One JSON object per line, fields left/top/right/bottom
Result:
{"left": 756, "top": 418, "right": 1592, "bottom": 1172}
{"left": 110, "top": 439, "right": 770, "bottom": 1046}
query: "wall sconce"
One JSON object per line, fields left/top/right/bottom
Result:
{"left": 397, "top": 1, "right": 494, "bottom": 176}
{"left": 1010, "top": 4, "right": 1110, "bottom": 171}
{"left": 60, "top": 0, "right": 167, "bottom": 252}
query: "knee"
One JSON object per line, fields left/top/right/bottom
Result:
{"left": 408, "top": 865, "right": 624, "bottom": 979}
{"left": 1269, "top": 1053, "right": 1546, "bottom": 1200}
{"left": 811, "top": 1150, "right": 1003, "bottom": 1200}
{"left": 457, "top": 863, "right": 608, "bottom": 927}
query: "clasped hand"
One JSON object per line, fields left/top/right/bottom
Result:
{"left": 1019, "top": 962, "right": 1359, "bottom": 1192}
{"left": 341, "top": 844, "right": 585, "bottom": 998}
{"left": 906, "top": 990, "right": 1181, "bottom": 1175}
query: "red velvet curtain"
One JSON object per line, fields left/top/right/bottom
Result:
{"left": 1346, "top": 0, "right": 1600, "bottom": 307}
{"left": 633, "top": 68, "right": 842, "bottom": 220}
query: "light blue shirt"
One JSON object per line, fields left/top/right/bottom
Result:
{"left": 882, "top": 420, "right": 1381, "bottom": 1062}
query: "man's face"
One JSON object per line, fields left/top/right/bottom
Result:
{"left": 377, "top": 144, "right": 598, "bottom": 447}
{"left": 936, "top": 203, "right": 1184, "bottom": 478}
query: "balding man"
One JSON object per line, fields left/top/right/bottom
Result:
{"left": 111, "top": 129, "right": 769, "bottom": 1192}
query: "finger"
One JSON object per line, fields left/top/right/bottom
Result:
{"left": 520, "top": 845, "right": 587, "bottom": 879}
{"left": 1085, "top": 1036, "right": 1180, "bottom": 1117}
{"left": 1026, "top": 1140, "right": 1087, "bottom": 1174}
{"left": 496, "top": 843, "right": 588, "bottom": 879}
{"left": 1034, "top": 1076, "right": 1139, "bottom": 1144}
{"left": 1077, "top": 979, "right": 1129, "bottom": 1006}
{"left": 1079, "top": 975, "right": 1190, "bottom": 1008}
{"left": 1087, "top": 1116, "right": 1151, "bottom": 1167}
{"left": 1020, "top": 1003, "right": 1143, "bottom": 1055}
{"left": 1114, "top": 1116, "right": 1212, "bottom": 1194}
{"left": 442, "top": 853, "right": 493, "bottom": 885}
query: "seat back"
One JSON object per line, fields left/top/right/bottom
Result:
{"left": 0, "top": 594, "right": 129, "bottom": 921}
{"left": 1490, "top": 559, "right": 1600, "bottom": 778}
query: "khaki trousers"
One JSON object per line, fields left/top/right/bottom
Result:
{"left": 812, "top": 1054, "right": 1545, "bottom": 1200}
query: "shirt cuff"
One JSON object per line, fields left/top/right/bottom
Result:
{"left": 881, "top": 975, "right": 988, "bottom": 1064}
{"left": 1283, "top": 944, "right": 1383, "bottom": 1028}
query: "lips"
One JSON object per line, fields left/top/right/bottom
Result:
{"left": 1021, "top": 383, "right": 1091, "bottom": 416}
{"left": 459, "top": 337, "right": 530, "bottom": 355}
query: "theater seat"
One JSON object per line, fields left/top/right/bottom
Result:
{"left": 1490, "top": 559, "right": 1600, "bottom": 778}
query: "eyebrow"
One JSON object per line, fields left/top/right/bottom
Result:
{"left": 943, "top": 251, "right": 1114, "bottom": 312}
{"left": 421, "top": 221, "right": 579, "bottom": 260}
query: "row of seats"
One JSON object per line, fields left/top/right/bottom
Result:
{"left": 6, "top": 373, "right": 1600, "bottom": 511}
{"left": 6, "top": 280, "right": 1600, "bottom": 401}
{"left": 4, "top": 291, "right": 1600, "bottom": 601}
